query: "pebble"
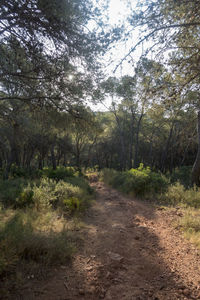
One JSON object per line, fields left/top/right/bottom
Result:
{"left": 108, "top": 252, "right": 123, "bottom": 262}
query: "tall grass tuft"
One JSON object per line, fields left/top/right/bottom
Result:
{"left": 0, "top": 210, "right": 74, "bottom": 275}
{"left": 161, "top": 182, "right": 200, "bottom": 208}
{"left": 178, "top": 209, "right": 200, "bottom": 249}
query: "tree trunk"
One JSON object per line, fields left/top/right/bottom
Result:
{"left": 133, "top": 113, "right": 143, "bottom": 168}
{"left": 192, "top": 111, "right": 200, "bottom": 186}
{"left": 38, "top": 156, "right": 43, "bottom": 170}
{"left": 129, "top": 107, "right": 135, "bottom": 169}
{"left": 160, "top": 123, "right": 174, "bottom": 173}
{"left": 63, "top": 153, "right": 66, "bottom": 166}
{"left": 76, "top": 148, "right": 81, "bottom": 171}
{"left": 51, "top": 145, "right": 56, "bottom": 170}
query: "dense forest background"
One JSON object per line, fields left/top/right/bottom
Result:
{"left": 0, "top": 0, "right": 200, "bottom": 182}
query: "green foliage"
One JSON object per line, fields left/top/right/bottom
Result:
{"left": 100, "top": 168, "right": 118, "bottom": 186}
{"left": 63, "top": 197, "right": 80, "bottom": 214}
{"left": 161, "top": 182, "right": 200, "bottom": 208}
{"left": 0, "top": 178, "right": 28, "bottom": 207}
{"left": 66, "top": 176, "right": 94, "bottom": 195}
{"left": 9, "top": 164, "right": 27, "bottom": 178}
{"left": 16, "top": 185, "right": 34, "bottom": 208}
{"left": 169, "top": 166, "right": 192, "bottom": 188}
{"left": 3, "top": 165, "right": 43, "bottom": 180}
{"left": 161, "top": 182, "right": 185, "bottom": 205}
{"left": 32, "top": 178, "right": 57, "bottom": 210}
{"left": 33, "top": 178, "right": 93, "bottom": 213}
{"left": 101, "top": 164, "right": 168, "bottom": 197}
{"left": 31, "top": 177, "right": 92, "bottom": 213}
{"left": 54, "top": 180, "right": 82, "bottom": 211}
{"left": 42, "top": 167, "right": 76, "bottom": 181}
{"left": 0, "top": 170, "right": 93, "bottom": 212}
{"left": 0, "top": 170, "right": 93, "bottom": 277}
{"left": 0, "top": 166, "right": 76, "bottom": 182}
{"left": 0, "top": 210, "right": 74, "bottom": 275}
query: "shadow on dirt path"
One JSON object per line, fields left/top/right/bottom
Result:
{"left": 12, "top": 182, "right": 200, "bottom": 300}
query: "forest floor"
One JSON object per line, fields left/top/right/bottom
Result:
{"left": 10, "top": 181, "right": 200, "bottom": 300}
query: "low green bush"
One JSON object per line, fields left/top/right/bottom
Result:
{"left": 101, "top": 164, "right": 168, "bottom": 197}
{"left": 32, "top": 178, "right": 57, "bottom": 210}
{"left": 63, "top": 197, "right": 80, "bottom": 213}
{"left": 9, "top": 164, "right": 27, "bottom": 178}
{"left": 16, "top": 184, "right": 34, "bottom": 208}
{"left": 31, "top": 177, "right": 92, "bottom": 213}
{"left": 169, "top": 166, "right": 192, "bottom": 188}
{"left": 0, "top": 172, "right": 93, "bottom": 212}
{"left": 0, "top": 165, "right": 77, "bottom": 181}
{"left": 42, "top": 167, "right": 76, "bottom": 181}
{"left": 66, "top": 176, "right": 94, "bottom": 195}
{"left": 0, "top": 178, "right": 28, "bottom": 207}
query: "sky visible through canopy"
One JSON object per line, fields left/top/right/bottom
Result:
{"left": 90, "top": 0, "right": 142, "bottom": 110}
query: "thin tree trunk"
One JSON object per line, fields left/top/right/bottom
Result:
{"left": 129, "top": 107, "right": 135, "bottom": 169}
{"left": 192, "top": 111, "right": 200, "bottom": 186}
{"left": 133, "top": 113, "right": 143, "bottom": 168}
{"left": 160, "top": 123, "right": 174, "bottom": 173}
{"left": 51, "top": 145, "right": 56, "bottom": 170}
{"left": 115, "top": 114, "right": 126, "bottom": 170}
{"left": 63, "top": 153, "right": 66, "bottom": 166}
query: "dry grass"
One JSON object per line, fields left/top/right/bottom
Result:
{"left": 178, "top": 208, "right": 200, "bottom": 249}
{"left": 0, "top": 208, "right": 85, "bottom": 277}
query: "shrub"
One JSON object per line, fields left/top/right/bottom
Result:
{"left": 9, "top": 164, "right": 27, "bottom": 178}
{"left": 0, "top": 174, "right": 93, "bottom": 212}
{"left": 32, "top": 177, "right": 93, "bottom": 213}
{"left": 42, "top": 167, "right": 75, "bottom": 181}
{"left": 0, "top": 178, "right": 28, "bottom": 208}
{"left": 101, "top": 165, "right": 168, "bottom": 197}
{"left": 170, "top": 166, "right": 192, "bottom": 188}
{"left": 54, "top": 180, "right": 82, "bottom": 211}
{"left": 63, "top": 197, "right": 81, "bottom": 213}
{"left": 161, "top": 182, "right": 200, "bottom": 208}
{"left": 16, "top": 184, "right": 34, "bottom": 208}
{"left": 66, "top": 176, "right": 94, "bottom": 195}
{"left": 160, "top": 182, "right": 185, "bottom": 205}
{"left": 32, "top": 178, "right": 57, "bottom": 210}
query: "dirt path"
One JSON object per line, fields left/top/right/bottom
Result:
{"left": 18, "top": 182, "right": 200, "bottom": 300}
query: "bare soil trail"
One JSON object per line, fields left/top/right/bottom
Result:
{"left": 15, "top": 182, "right": 200, "bottom": 299}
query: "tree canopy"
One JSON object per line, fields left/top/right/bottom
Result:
{"left": 1, "top": 0, "right": 200, "bottom": 184}
{"left": 0, "top": 0, "right": 109, "bottom": 109}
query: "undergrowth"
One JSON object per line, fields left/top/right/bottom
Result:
{"left": 0, "top": 209, "right": 75, "bottom": 276}
{"left": 0, "top": 167, "right": 94, "bottom": 281}
{"left": 160, "top": 182, "right": 200, "bottom": 208}
{"left": 178, "top": 209, "right": 200, "bottom": 249}
{"left": 101, "top": 164, "right": 168, "bottom": 198}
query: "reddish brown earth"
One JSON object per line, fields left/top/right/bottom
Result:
{"left": 8, "top": 182, "right": 200, "bottom": 299}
